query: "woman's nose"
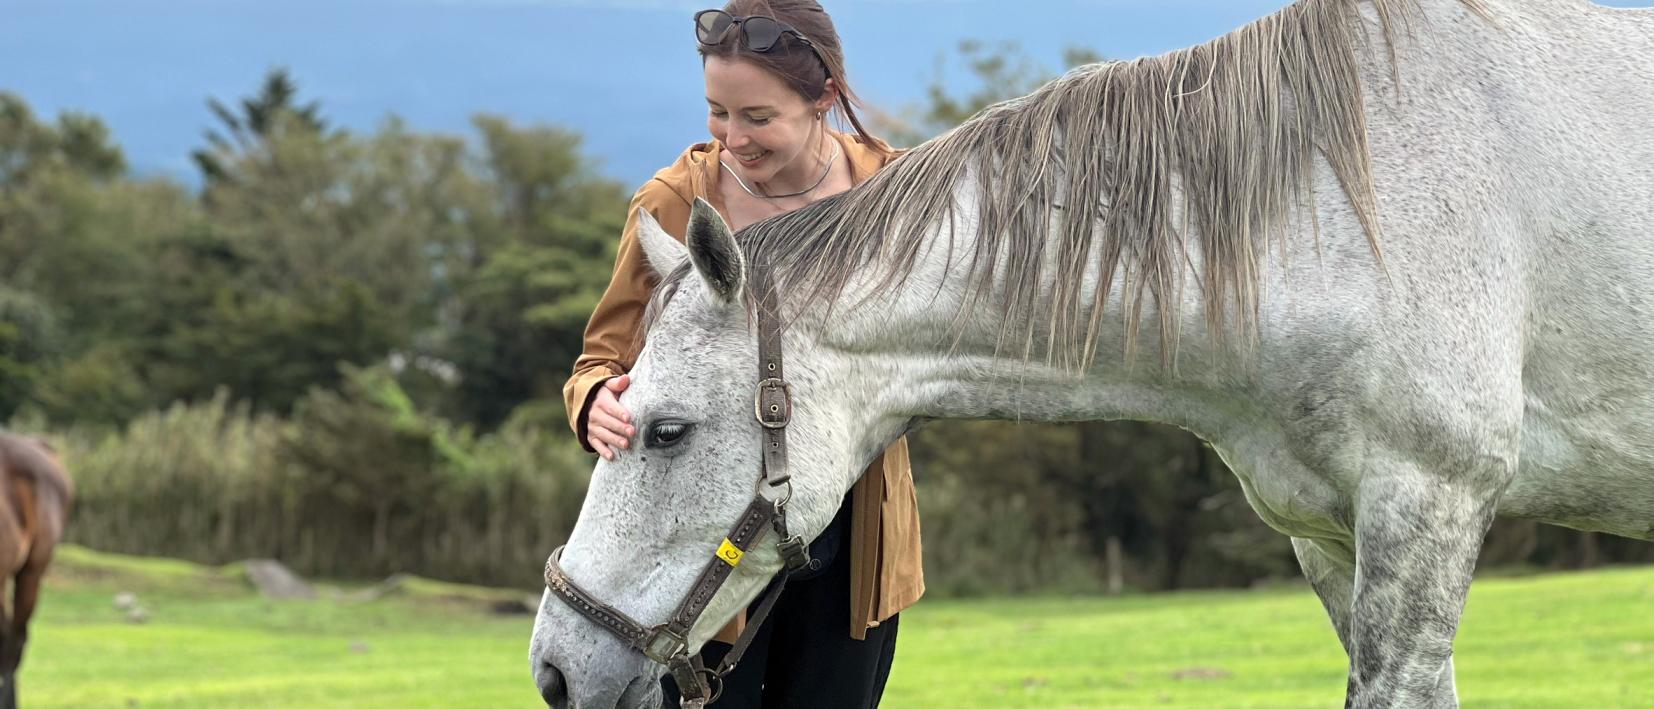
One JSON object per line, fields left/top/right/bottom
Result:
{"left": 724, "top": 126, "right": 748, "bottom": 149}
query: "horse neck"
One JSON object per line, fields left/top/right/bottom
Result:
{"left": 815, "top": 0, "right": 1607, "bottom": 447}
{"left": 815, "top": 180, "right": 1253, "bottom": 450}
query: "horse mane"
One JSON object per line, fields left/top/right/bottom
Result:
{"left": 653, "top": 0, "right": 1487, "bottom": 367}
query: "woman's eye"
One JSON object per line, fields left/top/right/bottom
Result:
{"left": 749, "top": 116, "right": 771, "bottom": 125}
{"left": 710, "top": 111, "right": 728, "bottom": 119}
{"left": 646, "top": 421, "right": 693, "bottom": 448}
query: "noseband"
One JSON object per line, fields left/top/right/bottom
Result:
{"left": 543, "top": 265, "right": 811, "bottom": 708}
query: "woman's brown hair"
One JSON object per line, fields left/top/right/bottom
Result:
{"left": 697, "top": 0, "right": 891, "bottom": 157}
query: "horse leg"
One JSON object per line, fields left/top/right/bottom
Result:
{"left": 6, "top": 556, "right": 47, "bottom": 673}
{"left": 1343, "top": 460, "right": 1503, "bottom": 709}
{"left": 0, "top": 575, "right": 12, "bottom": 709}
{"left": 4, "top": 487, "right": 60, "bottom": 709}
{"left": 1295, "top": 534, "right": 1461, "bottom": 706}
{"left": 0, "top": 554, "right": 49, "bottom": 709}
{"left": 1291, "top": 537, "right": 1356, "bottom": 653}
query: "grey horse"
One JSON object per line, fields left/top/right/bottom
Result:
{"left": 531, "top": 0, "right": 1654, "bottom": 706}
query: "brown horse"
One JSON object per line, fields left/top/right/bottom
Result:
{"left": 0, "top": 434, "right": 71, "bottom": 709}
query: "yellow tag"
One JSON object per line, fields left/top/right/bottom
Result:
{"left": 716, "top": 538, "right": 744, "bottom": 567}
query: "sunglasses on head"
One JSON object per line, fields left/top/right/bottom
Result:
{"left": 695, "top": 9, "right": 819, "bottom": 56}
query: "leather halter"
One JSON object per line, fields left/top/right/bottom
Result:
{"left": 543, "top": 264, "right": 810, "bottom": 708}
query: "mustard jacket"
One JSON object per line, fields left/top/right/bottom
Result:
{"left": 562, "top": 132, "right": 924, "bottom": 641}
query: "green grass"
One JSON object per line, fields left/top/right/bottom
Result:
{"left": 27, "top": 546, "right": 1654, "bottom": 708}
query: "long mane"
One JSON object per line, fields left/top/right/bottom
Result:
{"left": 660, "top": 0, "right": 1487, "bottom": 367}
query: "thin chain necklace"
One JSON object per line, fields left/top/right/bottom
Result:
{"left": 722, "top": 138, "right": 839, "bottom": 202}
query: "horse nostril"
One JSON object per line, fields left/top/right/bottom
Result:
{"left": 537, "top": 660, "right": 568, "bottom": 707}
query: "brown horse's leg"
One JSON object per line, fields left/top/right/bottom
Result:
{"left": 0, "top": 573, "right": 13, "bottom": 709}
{"left": 7, "top": 480, "right": 64, "bottom": 709}
{"left": 7, "top": 558, "right": 45, "bottom": 672}
{"left": 0, "top": 658, "right": 13, "bottom": 709}
{"left": 0, "top": 556, "right": 48, "bottom": 709}
{"left": 0, "top": 529, "right": 54, "bottom": 709}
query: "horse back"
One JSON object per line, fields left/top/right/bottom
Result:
{"left": 0, "top": 435, "right": 72, "bottom": 559}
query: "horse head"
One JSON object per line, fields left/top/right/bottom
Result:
{"left": 529, "top": 199, "right": 886, "bottom": 708}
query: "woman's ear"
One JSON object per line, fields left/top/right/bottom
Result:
{"left": 814, "top": 78, "right": 839, "bottom": 117}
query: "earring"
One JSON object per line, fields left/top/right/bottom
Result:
{"left": 816, "top": 112, "right": 824, "bottom": 120}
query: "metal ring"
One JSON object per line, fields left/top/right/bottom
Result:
{"left": 701, "top": 669, "right": 725, "bottom": 705}
{"left": 773, "top": 479, "right": 794, "bottom": 508}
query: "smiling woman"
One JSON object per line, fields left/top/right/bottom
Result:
{"left": 544, "top": 2, "right": 922, "bottom": 708}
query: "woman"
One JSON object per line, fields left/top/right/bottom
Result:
{"left": 561, "top": 1, "right": 923, "bottom": 706}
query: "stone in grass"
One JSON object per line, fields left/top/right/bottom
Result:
{"left": 243, "top": 559, "right": 316, "bottom": 600}
{"left": 126, "top": 607, "right": 149, "bottom": 624}
{"left": 114, "top": 591, "right": 138, "bottom": 611}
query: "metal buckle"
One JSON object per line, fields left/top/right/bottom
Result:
{"left": 753, "top": 378, "right": 792, "bottom": 429}
{"left": 642, "top": 628, "right": 688, "bottom": 665}
{"left": 777, "top": 535, "right": 811, "bottom": 572}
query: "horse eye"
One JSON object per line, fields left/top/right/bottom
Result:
{"left": 646, "top": 421, "right": 693, "bottom": 449}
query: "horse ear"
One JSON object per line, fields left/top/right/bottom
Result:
{"left": 686, "top": 197, "right": 745, "bottom": 307}
{"left": 634, "top": 207, "right": 687, "bottom": 278}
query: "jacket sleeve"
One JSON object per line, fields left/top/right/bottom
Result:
{"left": 562, "top": 182, "right": 684, "bottom": 451}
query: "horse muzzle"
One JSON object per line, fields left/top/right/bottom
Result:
{"left": 532, "top": 591, "right": 664, "bottom": 709}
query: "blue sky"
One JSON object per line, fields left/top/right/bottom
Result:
{"left": 2, "top": 0, "right": 1646, "bottom": 187}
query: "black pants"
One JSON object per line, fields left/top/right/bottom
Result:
{"left": 662, "top": 499, "right": 900, "bottom": 708}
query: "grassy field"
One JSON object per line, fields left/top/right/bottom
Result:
{"left": 26, "top": 545, "right": 1654, "bottom": 708}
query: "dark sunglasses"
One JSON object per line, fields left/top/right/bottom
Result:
{"left": 695, "top": 9, "right": 818, "bottom": 55}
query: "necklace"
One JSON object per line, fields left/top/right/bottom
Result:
{"left": 722, "top": 138, "right": 840, "bottom": 201}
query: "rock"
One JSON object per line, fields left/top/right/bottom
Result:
{"left": 350, "top": 641, "right": 371, "bottom": 654}
{"left": 113, "top": 592, "right": 138, "bottom": 611}
{"left": 126, "top": 608, "right": 149, "bottom": 624}
{"left": 243, "top": 559, "right": 315, "bottom": 600}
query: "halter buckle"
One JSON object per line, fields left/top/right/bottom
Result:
{"left": 777, "top": 535, "right": 811, "bottom": 572}
{"left": 642, "top": 628, "right": 689, "bottom": 665}
{"left": 754, "top": 378, "right": 793, "bottom": 429}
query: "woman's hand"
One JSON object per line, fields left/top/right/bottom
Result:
{"left": 585, "top": 375, "right": 634, "bottom": 461}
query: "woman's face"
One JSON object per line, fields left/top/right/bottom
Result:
{"left": 704, "top": 55, "right": 833, "bottom": 185}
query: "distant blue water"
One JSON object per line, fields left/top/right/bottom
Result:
{"left": 2, "top": 0, "right": 1647, "bottom": 188}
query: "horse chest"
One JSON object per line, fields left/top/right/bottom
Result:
{"left": 1212, "top": 431, "right": 1355, "bottom": 540}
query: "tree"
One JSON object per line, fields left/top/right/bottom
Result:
{"left": 0, "top": 289, "right": 61, "bottom": 421}
{"left": 435, "top": 116, "right": 626, "bottom": 429}
{"left": 0, "top": 93, "right": 125, "bottom": 186}
{"left": 0, "top": 93, "right": 177, "bottom": 426}
{"left": 191, "top": 68, "right": 327, "bottom": 186}
{"left": 169, "top": 73, "right": 479, "bottom": 415}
